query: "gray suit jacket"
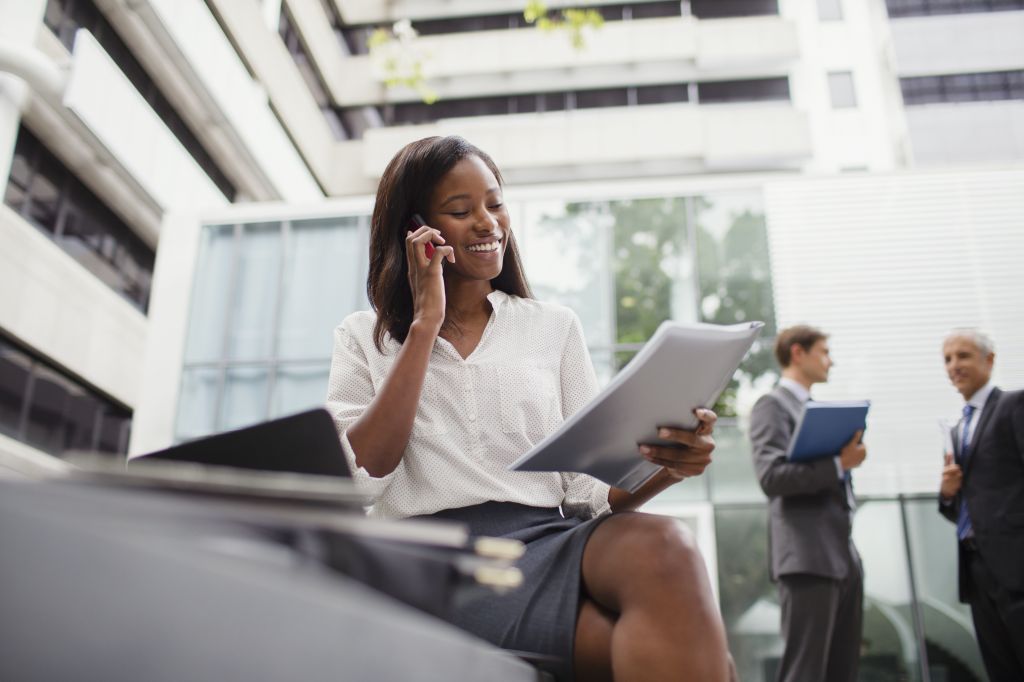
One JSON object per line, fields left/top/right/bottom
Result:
{"left": 749, "top": 385, "right": 860, "bottom": 581}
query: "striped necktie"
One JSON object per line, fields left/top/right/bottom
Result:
{"left": 956, "top": 403, "right": 977, "bottom": 541}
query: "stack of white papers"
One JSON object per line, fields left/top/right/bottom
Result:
{"left": 510, "top": 320, "right": 764, "bottom": 492}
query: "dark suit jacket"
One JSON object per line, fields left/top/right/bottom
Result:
{"left": 750, "top": 385, "right": 859, "bottom": 581}
{"left": 939, "top": 387, "right": 1024, "bottom": 601}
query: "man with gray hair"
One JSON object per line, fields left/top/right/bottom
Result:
{"left": 939, "top": 329, "right": 1024, "bottom": 681}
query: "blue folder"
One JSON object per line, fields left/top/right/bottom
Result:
{"left": 786, "top": 400, "right": 870, "bottom": 462}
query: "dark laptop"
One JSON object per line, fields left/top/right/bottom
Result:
{"left": 135, "top": 408, "right": 351, "bottom": 478}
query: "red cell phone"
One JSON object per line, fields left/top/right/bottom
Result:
{"left": 408, "top": 213, "right": 435, "bottom": 258}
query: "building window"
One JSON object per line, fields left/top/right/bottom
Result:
{"left": 817, "top": 0, "right": 845, "bottom": 20}
{"left": 690, "top": 0, "right": 779, "bottom": 18}
{"left": 697, "top": 77, "right": 790, "bottom": 104}
{"left": 333, "top": 77, "right": 784, "bottom": 139}
{"left": 575, "top": 87, "right": 630, "bottom": 109}
{"left": 886, "top": 0, "right": 1024, "bottom": 18}
{"left": 176, "top": 217, "right": 368, "bottom": 441}
{"left": 627, "top": 2, "right": 688, "bottom": 19}
{"left": 413, "top": 13, "right": 524, "bottom": 35}
{"left": 324, "top": 2, "right": 706, "bottom": 56}
{"left": 43, "top": 0, "right": 237, "bottom": 200}
{"left": 0, "top": 334, "right": 131, "bottom": 457}
{"left": 828, "top": 71, "right": 858, "bottom": 108}
{"left": 3, "top": 127, "right": 155, "bottom": 311}
{"left": 900, "top": 69, "right": 1024, "bottom": 104}
{"left": 636, "top": 83, "right": 691, "bottom": 105}
{"left": 515, "top": 192, "right": 777, "bottom": 411}
{"left": 176, "top": 191, "right": 775, "bottom": 439}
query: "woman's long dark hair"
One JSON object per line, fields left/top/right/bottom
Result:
{"left": 368, "top": 136, "right": 533, "bottom": 352}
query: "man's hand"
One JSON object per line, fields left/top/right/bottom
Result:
{"left": 839, "top": 429, "right": 866, "bottom": 471}
{"left": 940, "top": 453, "right": 963, "bottom": 500}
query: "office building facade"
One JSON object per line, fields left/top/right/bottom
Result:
{"left": 3, "top": 0, "right": 1024, "bottom": 679}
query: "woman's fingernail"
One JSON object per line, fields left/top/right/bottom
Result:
{"left": 639, "top": 445, "right": 651, "bottom": 455}
{"left": 659, "top": 428, "right": 671, "bottom": 438}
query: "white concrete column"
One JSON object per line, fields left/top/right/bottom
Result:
{"left": 262, "top": 0, "right": 283, "bottom": 33}
{"left": 0, "top": 0, "right": 47, "bottom": 185}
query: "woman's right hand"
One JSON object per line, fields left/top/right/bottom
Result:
{"left": 406, "top": 224, "right": 455, "bottom": 332}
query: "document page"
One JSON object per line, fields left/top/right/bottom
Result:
{"left": 510, "top": 320, "right": 764, "bottom": 492}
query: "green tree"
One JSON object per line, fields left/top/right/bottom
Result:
{"left": 524, "top": 1, "right": 605, "bottom": 49}
{"left": 371, "top": 3, "right": 604, "bottom": 103}
{"left": 610, "top": 197, "right": 688, "bottom": 345}
{"left": 530, "top": 195, "right": 778, "bottom": 416}
{"left": 696, "top": 207, "right": 778, "bottom": 415}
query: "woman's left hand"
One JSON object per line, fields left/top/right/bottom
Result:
{"left": 639, "top": 408, "right": 717, "bottom": 481}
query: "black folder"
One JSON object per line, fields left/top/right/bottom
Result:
{"left": 136, "top": 408, "right": 351, "bottom": 478}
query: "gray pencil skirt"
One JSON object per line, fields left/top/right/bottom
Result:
{"left": 421, "top": 502, "right": 611, "bottom": 681}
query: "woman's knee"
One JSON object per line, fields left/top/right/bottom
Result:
{"left": 616, "top": 513, "right": 703, "bottom": 581}
{"left": 583, "top": 512, "right": 707, "bottom": 609}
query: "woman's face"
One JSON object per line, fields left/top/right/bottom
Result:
{"left": 426, "top": 155, "right": 509, "bottom": 283}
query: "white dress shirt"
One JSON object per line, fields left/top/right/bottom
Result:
{"left": 778, "top": 377, "right": 810, "bottom": 404}
{"left": 961, "top": 380, "right": 995, "bottom": 448}
{"left": 326, "top": 290, "right": 612, "bottom": 519}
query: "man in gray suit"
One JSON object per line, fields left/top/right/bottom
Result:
{"left": 749, "top": 325, "right": 867, "bottom": 682}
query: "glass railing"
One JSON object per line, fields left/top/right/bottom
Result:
{"left": 648, "top": 420, "right": 987, "bottom": 681}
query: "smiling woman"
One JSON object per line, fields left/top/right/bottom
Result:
{"left": 326, "top": 136, "right": 733, "bottom": 681}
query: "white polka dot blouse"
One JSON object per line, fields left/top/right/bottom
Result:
{"left": 326, "top": 290, "right": 611, "bottom": 519}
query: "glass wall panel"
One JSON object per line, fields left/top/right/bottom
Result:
{"left": 695, "top": 193, "right": 777, "bottom": 417}
{"left": 60, "top": 205, "right": 127, "bottom": 293}
{"left": 612, "top": 197, "right": 698, "bottom": 343}
{"left": 0, "top": 336, "right": 129, "bottom": 456}
{"left": 175, "top": 367, "right": 220, "bottom": 441}
{"left": 714, "top": 505, "right": 780, "bottom": 682}
{"left": 96, "top": 409, "right": 131, "bottom": 453}
{"left": 886, "top": 0, "right": 1024, "bottom": 18}
{"left": 178, "top": 217, "right": 372, "bottom": 441}
{"left": 278, "top": 217, "right": 365, "bottom": 360}
{"left": 62, "top": 390, "right": 102, "bottom": 452}
{"left": 220, "top": 366, "right": 269, "bottom": 431}
{"left": 25, "top": 171, "right": 61, "bottom": 233}
{"left": 692, "top": 0, "right": 779, "bottom": 18}
{"left": 519, "top": 201, "right": 616, "bottom": 351}
{"left": 4, "top": 126, "right": 155, "bottom": 310}
{"left": 23, "top": 365, "right": 73, "bottom": 452}
{"left": 2, "top": 151, "right": 30, "bottom": 211}
{"left": 708, "top": 420, "right": 765, "bottom": 503}
{"left": 903, "top": 499, "right": 987, "bottom": 681}
{"left": 271, "top": 363, "right": 331, "bottom": 418}
{"left": 183, "top": 225, "right": 236, "bottom": 362}
{"left": 226, "top": 223, "right": 281, "bottom": 361}
{"left": 587, "top": 349, "right": 616, "bottom": 388}
{"left": 0, "top": 344, "right": 30, "bottom": 435}
{"left": 716, "top": 499, "right": 946, "bottom": 681}
{"left": 650, "top": 473, "right": 709, "bottom": 503}
{"left": 852, "top": 501, "right": 922, "bottom": 680}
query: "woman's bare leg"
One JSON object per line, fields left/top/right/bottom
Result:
{"left": 574, "top": 598, "right": 616, "bottom": 682}
{"left": 573, "top": 512, "right": 730, "bottom": 681}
